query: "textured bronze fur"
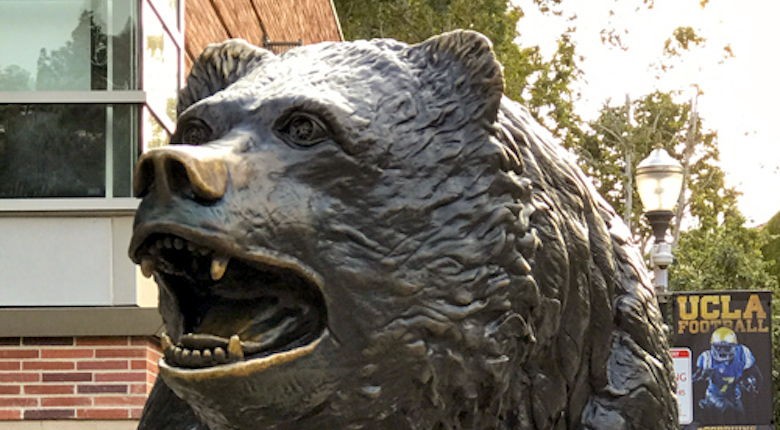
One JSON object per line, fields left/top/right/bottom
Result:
{"left": 133, "top": 31, "right": 678, "bottom": 429}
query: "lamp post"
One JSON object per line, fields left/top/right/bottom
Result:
{"left": 635, "top": 148, "right": 684, "bottom": 295}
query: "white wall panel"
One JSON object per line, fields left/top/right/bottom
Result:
{"left": 0, "top": 217, "right": 114, "bottom": 306}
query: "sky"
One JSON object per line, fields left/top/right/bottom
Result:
{"left": 512, "top": 0, "right": 780, "bottom": 226}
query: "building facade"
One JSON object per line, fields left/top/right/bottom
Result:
{"left": 0, "top": 0, "right": 341, "bottom": 427}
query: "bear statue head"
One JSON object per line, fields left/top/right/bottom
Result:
{"left": 130, "top": 31, "right": 677, "bottom": 430}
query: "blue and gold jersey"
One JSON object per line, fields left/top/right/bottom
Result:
{"left": 696, "top": 345, "right": 755, "bottom": 399}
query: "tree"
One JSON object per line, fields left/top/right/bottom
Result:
{"left": 670, "top": 209, "right": 777, "bottom": 292}
{"left": 760, "top": 210, "right": 780, "bottom": 423}
{"left": 761, "top": 210, "right": 780, "bottom": 281}
{"left": 36, "top": 10, "right": 108, "bottom": 91}
{"left": 0, "top": 65, "right": 32, "bottom": 91}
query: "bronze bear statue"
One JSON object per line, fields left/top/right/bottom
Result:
{"left": 130, "top": 30, "right": 678, "bottom": 430}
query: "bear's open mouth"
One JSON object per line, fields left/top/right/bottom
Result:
{"left": 132, "top": 232, "right": 327, "bottom": 370}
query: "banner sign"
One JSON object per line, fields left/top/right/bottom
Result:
{"left": 672, "top": 291, "right": 774, "bottom": 430}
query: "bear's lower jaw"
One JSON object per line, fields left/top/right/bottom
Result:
{"left": 158, "top": 332, "right": 342, "bottom": 430}
{"left": 160, "top": 326, "right": 325, "bottom": 370}
{"left": 158, "top": 330, "right": 327, "bottom": 381}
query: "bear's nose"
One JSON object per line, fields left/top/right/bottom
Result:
{"left": 133, "top": 146, "right": 228, "bottom": 202}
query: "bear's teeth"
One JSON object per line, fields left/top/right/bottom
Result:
{"left": 211, "top": 255, "right": 230, "bottom": 281}
{"left": 141, "top": 257, "right": 155, "bottom": 278}
{"left": 163, "top": 334, "right": 251, "bottom": 367}
{"left": 161, "top": 332, "right": 173, "bottom": 350}
{"left": 214, "top": 347, "right": 227, "bottom": 362}
{"left": 228, "top": 335, "right": 244, "bottom": 360}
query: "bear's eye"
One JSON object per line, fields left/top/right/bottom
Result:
{"left": 277, "top": 112, "right": 329, "bottom": 147}
{"left": 173, "top": 120, "right": 212, "bottom": 145}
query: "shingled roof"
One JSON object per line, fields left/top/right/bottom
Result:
{"left": 184, "top": 0, "right": 342, "bottom": 71}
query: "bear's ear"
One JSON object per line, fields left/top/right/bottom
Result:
{"left": 177, "top": 39, "right": 272, "bottom": 115}
{"left": 407, "top": 30, "right": 504, "bottom": 123}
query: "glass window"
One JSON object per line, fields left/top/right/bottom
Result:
{"left": 0, "top": 104, "right": 138, "bottom": 198}
{"left": 0, "top": 0, "right": 139, "bottom": 91}
{"left": 0, "top": 0, "right": 149, "bottom": 200}
{"left": 0, "top": 0, "right": 183, "bottom": 201}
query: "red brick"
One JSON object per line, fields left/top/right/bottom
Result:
{"left": 147, "top": 349, "right": 163, "bottom": 362}
{"left": 0, "top": 362, "right": 20, "bottom": 371}
{"left": 129, "top": 337, "right": 148, "bottom": 347}
{"left": 0, "top": 397, "right": 37, "bottom": 407}
{"left": 95, "top": 348, "right": 146, "bottom": 359}
{"left": 24, "top": 409, "right": 75, "bottom": 420}
{"left": 41, "top": 396, "right": 92, "bottom": 407}
{"left": 23, "top": 361, "right": 75, "bottom": 371}
{"left": 0, "top": 338, "right": 20, "bottom": 346}
{"left": 131, "top": 360, "right": 147, "bottom": 370}
{"left": 0, "top": 409, "right": 21, "bottom": 420}
{"left": 147, "top": 373, "right": 158, "bottom": 385}
{"left": 131, "top": 337, "right": 159, "bottom": 347}
{"left": 41, "top": 349, "right": 93, "bottom": 359}
{"left": 0, "top": 350, "right": 39, "bottom": 359}
{"left": 0, "top": 372, "right": 39, "bottom": 383}
{"left": 94, "top": 395, "right": 148, "bottom": 407}
{"left": 95, "top": 372, "right": 145, "bottom": 382}
{"left": 42, "top": 372, "right": 92, "bottom": 382}
{"left": 0, "top": 385, "right": 20, "bottom": 395}
{"left": 77, "top": 337, "right": 129, "bottom": 347}
{"left": 23, "top": 337, "right": 74, "bottom": 346}
{"left": 78, "top": 360, "right": 128, "bottom": 371}
{"left": 129, "top": 384, "right": 146, "bottom": 395}
{"left": 24, "top": 384, "right": 74, "bottom": 395}
{"left": 130, "top": 408, "right": 144, "bottom": 419}
{"left": 77, "top": 408, "right": 129, "bottom": 419}
{"left": 78, "top": 384, "right": 128, "bottom": 394}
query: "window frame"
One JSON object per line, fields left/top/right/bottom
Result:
{"left": 0, "top": 91, "right": 145, "bottom": 104}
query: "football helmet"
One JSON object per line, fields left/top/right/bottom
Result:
{"left": 710, "top": 327, "right": 738, "bottom": 362}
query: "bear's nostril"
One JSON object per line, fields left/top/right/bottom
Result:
{"left": 133, "top": 157, "right": 156, "bottom": 198}
{"left": 166, "top": 159, "right": 194, "bottom": 199}
{"left": 133, "top": 147, "right": 228, "bottom": 202}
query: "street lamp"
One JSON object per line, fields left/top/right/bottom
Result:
{"left": 635, "top": 148, "right": 684, "bottom": 295}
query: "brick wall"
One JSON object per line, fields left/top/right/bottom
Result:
{"left": 0, "top": 336, "right": 160, "bottom": 421}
